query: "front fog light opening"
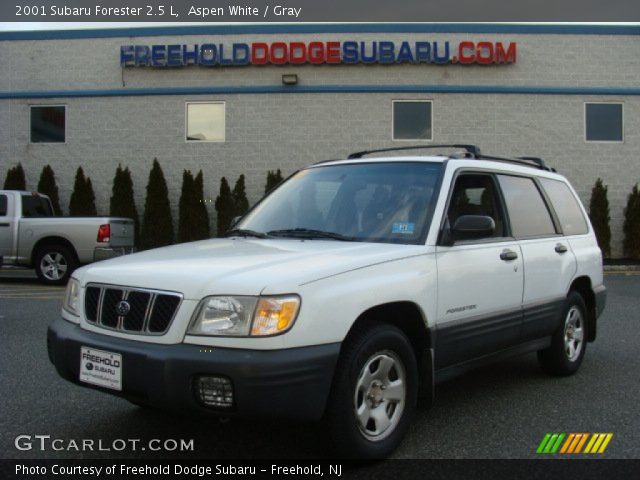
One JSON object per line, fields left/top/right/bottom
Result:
{"left": 196, "top": 376, "right": 234, "bottom": 409}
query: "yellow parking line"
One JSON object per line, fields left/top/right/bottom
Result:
{"left": 605, "top": 271, "right": 640, "bottom": 276}
{"left": 0, "top": 296, "right": 63, "bottom": 300}
{"left": 0, "top": 294, "right": 64, "bottom": 299}
{"left": 0, "top": 288, "right": 65, "bottom": 293}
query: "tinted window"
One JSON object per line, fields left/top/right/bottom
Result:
{"left": 393, "top": 101, "right": 432, "bottom": 140}
{"left": 0, "top": 195, "right": 7, "bottom": 216}
{"left": 585, "top": 103, "right": 623, "bottom": 142}
{"left": 21, "top": 196, "right": 53, "bottom": 218}
{"left": 540, "top": 178, "right": 588, "bottom": 235}
{"left": 447, "top": 174, "right": 506, "bottom": 238}
{"left": 498, "top": 175, "right": 556, "bottom": 238}
{"left": 31, "top": 106, "right": 66, "bottom": 143}
{"left": 238, "top": 162, "right": 442, "bottom": 245}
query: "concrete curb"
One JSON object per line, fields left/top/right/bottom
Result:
{"left": 604, "top": 265, "right": 640, "bottom": 272}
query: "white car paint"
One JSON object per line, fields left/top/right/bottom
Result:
{"left": 65, "top": 156, "right": 604, "bottom": 353}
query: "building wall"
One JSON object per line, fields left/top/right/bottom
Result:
{"left": 1, "top": 28, "right": 638, "bottom": 255}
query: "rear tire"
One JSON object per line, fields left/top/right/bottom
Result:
{"left": 324, "top": 322, "right": 418, "bottom": 459}
{"left": 537, "top": 291, "right": 588, "bottom": 376}
{"left": 34, "top": 244, "right": 77, "bottom": 286}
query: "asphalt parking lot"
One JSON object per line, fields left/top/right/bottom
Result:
{"left": 0, "top": 269, "right": 638, "bottom": 459}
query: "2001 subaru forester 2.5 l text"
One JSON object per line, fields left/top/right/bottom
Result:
{"left": 48, "top": 145, "right": 606, "bottom": 458}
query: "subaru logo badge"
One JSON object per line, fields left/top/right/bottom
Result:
{"left": 116, "top": 300, "right": 131, "bottom": 316}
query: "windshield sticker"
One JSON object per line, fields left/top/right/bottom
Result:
{"left": 392, "top": 222, "right": 415, "bottom": 234}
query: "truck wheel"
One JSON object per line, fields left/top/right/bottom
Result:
{"left": 35, "top": 245, "right": 77, "bottom": 286}
{"left": 537, "top": 291, "right": 588, "bottom": 376}
{"left": 324, "top": 323, "right": 418, "bottom": 459}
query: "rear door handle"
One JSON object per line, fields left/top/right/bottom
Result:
{"left": 0, "top": 223, "right": 10, "bottom": 227}
{"left": 555, "top": 243, "right": 568, "bottom": 254}
{"left": 500, "top": 249, "right": 518, "bottom": 261}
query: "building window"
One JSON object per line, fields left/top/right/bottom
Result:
{"left": 585, "top": 103, "right": 623, "bottom": 142}
{"left": 392, "top": 100, "right": 433, "bottom": 141}
{"left": 186, "top": 102, "right": 225, "bottom": 142}
{"left": 30, "top": 105, "right": 66, "bottom": 143}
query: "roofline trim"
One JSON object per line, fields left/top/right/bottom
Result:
{"left": 2, "top": 84, "right": 639, "bottom": 99}
{"left": 1, "top": 23, "right": 639, "bottom": 41}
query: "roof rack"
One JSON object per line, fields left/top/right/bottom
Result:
{"left": 476, "top": 154, "right": 555, "bottom": 172}
{"left": 345, "top": 145, "right": 555, "bottom": 172}
{"left": 347, "top": 144, "right": 481, "bottom": 159}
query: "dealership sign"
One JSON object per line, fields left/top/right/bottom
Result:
{"left": 120, "top": 41, "right": 517, "bottom": 67}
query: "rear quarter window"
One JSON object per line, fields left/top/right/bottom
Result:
{"left": 0, "top": 195, "right": 7, "bottom": 216}
{"left": 539, "top": 178, "right": 589, "bottom": 235}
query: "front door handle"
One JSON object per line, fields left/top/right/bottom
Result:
{"left": 555, "top": 243, "right": 568, "bottom": 254}
{"left": 500, "top": 249, "right": 518, "bottom": 261}
{"left": 0, "top": 223, "right": 10, "bottom": 227}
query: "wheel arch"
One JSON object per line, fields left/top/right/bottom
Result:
{"left": 568, "top": 275, "right": 596, "bottom": 342}
{"left": 343, "top": 301, "right": 434, "bottom": 401}
{"left": 31, "top": 236, "right": 79, "bottom": 267}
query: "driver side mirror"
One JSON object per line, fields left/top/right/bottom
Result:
{"left": 451, "top": 215, "right": 495, "bottom": 242}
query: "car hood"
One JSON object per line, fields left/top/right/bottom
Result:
{"left": 76, "top": 238, "right": 430, "bottom": 299}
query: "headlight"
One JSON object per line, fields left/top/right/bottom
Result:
{"left": 189, "top": 296, "right": 258, "bottom": 336}
{"left": 188, "top": 295, "right": 300, "bottom": 337}
{"left": 63, "top": 278, "right": 81, "bottom": 316}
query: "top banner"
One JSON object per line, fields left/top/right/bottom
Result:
{"left": 2, "top": 0, "right": 640, "bottom": 22}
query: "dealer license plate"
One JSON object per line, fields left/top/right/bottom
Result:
{"left": 79, "top": 347, "right": 122, "bottom": 391}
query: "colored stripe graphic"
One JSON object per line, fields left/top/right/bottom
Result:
{"left": 537, "top": 433, "right": 552, "bottom": 453}
{"left": 585, "top": 433, "right": 614, "bottom": 454}
{"left": 560, "top": 433, "right": 575, "bottom": 453}
{"left": 538, "top": 433, "right": 613, "bottom": 454}
{"left": 537, "top": 433, "right": 565, "bottom": 454}
{"left": 574, "top": 433, "right": 589, "bottom": 453}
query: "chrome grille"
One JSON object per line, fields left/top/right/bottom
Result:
{"left": 84, "top": 284, "right": 182, "bottom": 335}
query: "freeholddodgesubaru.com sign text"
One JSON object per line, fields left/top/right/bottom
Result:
{"left": 120, "top": 40, "right": 517, "bottom": 67}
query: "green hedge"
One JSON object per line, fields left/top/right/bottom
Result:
{"left": 140, "top": 159, "right": 174, "bottom": 249}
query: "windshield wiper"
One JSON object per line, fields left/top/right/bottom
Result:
{"left": 225, "top": 228, "right": 270, "bottom": 239}
{"left": 267, "top": 228, "right": 357, "bottom": 242}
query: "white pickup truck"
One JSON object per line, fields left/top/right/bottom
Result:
{"left": 0, "top": 190, "right": 135, "bottom": 285}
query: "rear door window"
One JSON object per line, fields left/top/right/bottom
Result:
{"left": 539, "top": 178, "right": 588, "bottom": 235}
{"left": 497, "top": 175, "right": 557, "bottom": 238}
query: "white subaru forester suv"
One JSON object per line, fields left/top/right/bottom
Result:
{"left": 48, "top": 145, "right": 606, "bottom": 458}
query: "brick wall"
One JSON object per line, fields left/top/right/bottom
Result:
{"left": 1, "top": 31, "right": 638, "bottom": 255}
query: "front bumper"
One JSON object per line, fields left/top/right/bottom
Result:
{"left": 93, "top": 246, "right": 135, "bottom": 262}
{"left": 47, "top": 318, "right": 340, "bottom": 421}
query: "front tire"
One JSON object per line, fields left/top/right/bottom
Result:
{"left": 34, "top": 244, "right": 77, "bottom": 286}
{"left": 324, "top": 323, "right": 418, "bottom": 459}
{"left": 537, "top": 291, "right": 588, "bottom": 376}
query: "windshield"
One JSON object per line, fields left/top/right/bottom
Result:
{"left": 236, "top": 162, "right": 443, "bottom": 244}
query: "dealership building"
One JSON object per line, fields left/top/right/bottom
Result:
{"left": 0, "top": 24, "right": 638, "bottom": 255}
